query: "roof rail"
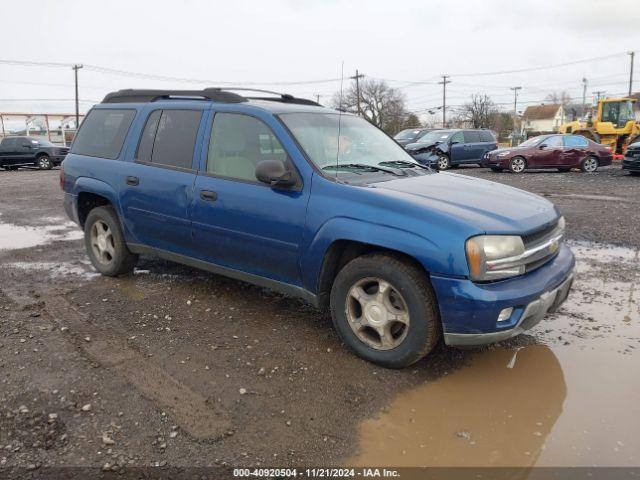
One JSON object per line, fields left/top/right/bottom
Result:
{"left": 101, "top": 87, "right": 321, "bottom": 106}
{"left": 101, "top": 88, "right": 246, "bottom": 104}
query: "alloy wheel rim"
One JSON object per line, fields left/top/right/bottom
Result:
{"left": 345, "top": 277, "right": 410, "bottom": 351}
{"left": 438, "top": 156, "right": 449, "bottom": 170}
{"left": 512, "top": 158, "right": 525, "bottom": 172}
{"left": 39, "top": 158, "right": 50, "bottom": 168}
{"left": 584, "top": 157, "right": 597, "bottom": 172}
{"left": 90, "top": 220, "right": 115, "bottom": 265}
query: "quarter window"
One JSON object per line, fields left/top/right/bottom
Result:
{"left": 207, "top": 113, "right": 287, "bottom": 182}
{"left": 480, "top": 131, "right": 496, "bottom": 142}
{"left": 149, "top": 110, "right": 202, "bottom": 169}
{"left": 71, "top": 109, "right": 136, "bottom": 159}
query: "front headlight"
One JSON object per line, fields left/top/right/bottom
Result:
{"left": 466, "top": 235, "right": 525, "bottom": 281}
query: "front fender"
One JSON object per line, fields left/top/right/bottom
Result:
{"left": 301, "top": 217, "right": 466, "bottom": 294}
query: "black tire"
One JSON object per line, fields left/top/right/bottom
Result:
{"left": 490, "top": 167, "right": 503, "bottom": 172}
{"left": 436, "top": 154, "right": 451, "bottom": 171}
{"left": 580, "top": 155, "right": 599, "bottom": 173}
{"left": 630, "top": 171, "right": 640, "bottom": 177}
{"left": 37, "top": 155, "right": 53, "bottom": 170}
{"left": 329, "top": 253, "right": 441, "bottom": 368}
{"left": 84, "top": 206, "right": 138, "bottom": 276}
{"left": 508, "top": 156, "right": 526, "bottom": 173}
{"left": 558, "top": 167, "right": 571, "bottom": 172}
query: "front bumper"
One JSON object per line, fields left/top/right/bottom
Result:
{"left": 430, "top": 243, "right": 575, "bottom": 346}
{"left": 622, "top": 156, "right": 640, "bottom": 171}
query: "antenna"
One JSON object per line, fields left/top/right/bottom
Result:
{"left": 336, "top": 61, "right": 345, "bottom": 179}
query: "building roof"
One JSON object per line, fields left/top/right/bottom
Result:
{"left": 522, "top": 104, "right": 562, "bottom": 120}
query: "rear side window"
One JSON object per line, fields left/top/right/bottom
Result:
{"left": 480, "top": 131, "right": 496, "bottom": 142}
{"left": 148, "top": 110, "right": 202, "bottom": 169}
{"left": 71, "top": 109, "right": 136, "bottom": 159}
{"left": 564, "top": 135, "right": 588, "bottom": 147}
{"left": 463, "top": 131, "right": 481, "bottom": 143}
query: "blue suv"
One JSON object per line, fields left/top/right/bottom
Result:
{"left": 405, "top": 129, "right": 498, "bottom": 170}
{"left": 62, "top": 88, "right": 574, "bottom": 368}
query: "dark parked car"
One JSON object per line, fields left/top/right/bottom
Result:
{"left": 0, "top": 136, "right": 69, "bottom": 170}
{"left": 393, "top": 127, "right": 433, "bottom": 147}
{"left": 405, "top": 129, "right": 497, "bottom": 170}
{"left": 484, "top": 134, "right": 613, "bottom": 173}
{"left": 622, "top": 141, "right": 640, "bottom": 176}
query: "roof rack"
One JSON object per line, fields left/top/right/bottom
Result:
{"left": 101, "top": 87, "right": 320, "bottom": 106}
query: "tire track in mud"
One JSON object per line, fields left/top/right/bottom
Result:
{"left": 36, "top": 294, "right": 233, "bottom": 441}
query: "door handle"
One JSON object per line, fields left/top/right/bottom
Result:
{"left": 200, "top": 190, "right": 218, "bottom": 201}
{"left": 126, "top": 176, "right": 139, "bottom": 186}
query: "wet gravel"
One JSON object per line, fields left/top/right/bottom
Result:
{"left": 454, "top": 165, "right": 640, "bottom": 247}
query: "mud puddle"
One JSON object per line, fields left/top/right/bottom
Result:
{"left": 350, "top": 241, "right": 640, "bottom": 467}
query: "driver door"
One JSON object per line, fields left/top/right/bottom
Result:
{"left": 532, "top": 135, "right": 563, "bottom": 167}
{"left": 448, "top": 132, "right": 466, "bottom": 162}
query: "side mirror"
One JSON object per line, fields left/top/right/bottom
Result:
{"left": 538, "top": 144, "right": 547, "bottom": 149}
{"left": 255, "top": 160, "right": 297, "bottom": 188}
{"left": 450, "top": 140, "right": 459, "bottom": 145}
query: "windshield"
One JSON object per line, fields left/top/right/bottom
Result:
{"left": 518, "top": 136, "right": 545, "bottom": 148}
{"left": 394, "top": 129, "right": 420, "bottom": 140}
{"left": 416, "top": 130, "right": 452, "bottom": 144}
{"left": 279, "top": 113, "right": 419, "bottom": 171}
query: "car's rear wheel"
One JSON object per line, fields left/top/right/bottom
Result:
{"left": 630, "top": 171, "right": 640, "bottom": 177}
{"left": 330, "top": 254, "right": 440, "bottom": 368}
{"left": 84, "top": 206, "right": 138, "bottom": 276}
{"left": 509, "top": 156, "right": 526, "bottom": 173}
{"left": 437, "top": 154, "right": 451, "bottom": 170}
{"left": 37, "top": 155, "right": 53, "bottom": 170}
{"left": 580, "top": 156, "right": 599, "bottom": 173}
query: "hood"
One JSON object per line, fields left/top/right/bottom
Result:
{"left": 405, "top": 140, "right": 442, "bottom": 151}
{"left": 489, "top": 146, "right": 526, "bottom": 156}
{"left": 372, "top": 172, "right": 558, "bottom": 233}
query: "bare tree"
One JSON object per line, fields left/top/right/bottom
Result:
{"left": 459, "top": 94, "right": 499, "bottom": 128}
{"left": 331, "top": 78, "right": 410, "bottom": 134}
{"left": 544, "top": 91, "right": 572, "bottom": 105}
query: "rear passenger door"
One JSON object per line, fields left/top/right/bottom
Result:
{"left": 119, "top": 108, "right": 204, "bottom": 255}
{"left": 190, "top": 111, "right": 308, "bottom": 285}
{"left": 561, "top": 135, "right": 588, "bottom": 166}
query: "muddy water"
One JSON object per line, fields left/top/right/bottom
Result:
{"left": 350, "top": 242, "right": 640, "bottom": 467}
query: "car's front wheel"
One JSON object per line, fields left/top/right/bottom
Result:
{"left": 580, "top": 155, "right": 599, "bottom": 173}
{"left": 84, "top": 206, "right": 138, "bottom": 276}
{"left": 436, "top": 154, "right": 451, "bottom": 170}
{"left": 37, "top": 155, "right": 53, "bottom": 170}
{"left": 509, "top": 156, "right": 527, "bottom": 173}
{"left": 330, "top": 254, "right": 440, "bottom": 368}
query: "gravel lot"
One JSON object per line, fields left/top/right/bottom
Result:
{"left": 0, "top": 166, "right": 638, "bottom": 477}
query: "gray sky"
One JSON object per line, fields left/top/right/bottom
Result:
{"left": 1, "top": 0, "right": 639, "bottom": 123}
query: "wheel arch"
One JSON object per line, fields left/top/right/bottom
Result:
{"left": 315, "top": 239, "right": 432, "bottom": 311}
{"left": 73, "top": 177, "right": 121, "bottom": 228}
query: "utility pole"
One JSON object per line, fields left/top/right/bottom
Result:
{"left": 593, "top": 90, "right": 606, "bottom": 102}
{"left": 581, "top": 77, "right": 588, "bottom": 112}
{"left": 438, "top": 75, "right": 451, "bottom": 127}
{"left": 510, "top": 87, "right": 522, "bottom": 146}
{"left": 350, "top": 70, "right": 365, "bottom": 116}
{"left": 314, "top": 94, "right": 321, "bottom": 104}
{"left": 628, "top": 51, "right": 635, "bottom": 96}
{"left": 72, "top": 64, "right": 83, "bottom": 132}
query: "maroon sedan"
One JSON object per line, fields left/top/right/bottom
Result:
{"left": 483, "top": 134, "right": 613, "bottom": 173}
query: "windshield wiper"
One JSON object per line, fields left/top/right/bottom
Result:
{"left": 322, "top": 163, "right": 406, "bottom": 176}
{"left": 379, "top": 160, "right": 430, "bottom": 170}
